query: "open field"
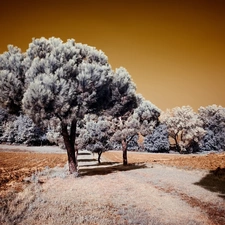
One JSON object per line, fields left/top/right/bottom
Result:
{"left": 104, "top": 151, "right": 225, "bottom": 170}
{"left": 0, "top": 151, "right": 67, "bottom": 195}
{"left": 0, "top": 145, "right": 225, "bottom": 224}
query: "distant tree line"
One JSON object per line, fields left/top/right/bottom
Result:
{"left": 1, "top": 103, "right": 224, "bottom": 153}
{"left": 0, "top": 37, "right": 224, "bottom": 175}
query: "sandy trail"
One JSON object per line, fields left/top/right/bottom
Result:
{"left": 0, "top": 145, "right": 225, "bottom": 224}
{"left": 16, "top": 163, "right": 225, "bottom": 225}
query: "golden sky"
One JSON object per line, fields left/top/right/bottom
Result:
{"left": 1, "top": 0, "right": 225, "bottom": 111}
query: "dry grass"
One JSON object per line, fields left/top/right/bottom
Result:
{"left": 0, "top": 183, "right": 41, "bottom": 225}
{"left": 1, "top": 163, "right": 224, "bottom": 225}
{"left": 1, "top": 148, "right": 225, "bottom": 225}
{"left": 0, "top": 166, "right": 162, "bottom": 225}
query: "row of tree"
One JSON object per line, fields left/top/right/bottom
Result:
{"left": 1, "top": 102, "right": 224, "bottom": 156}
{"left": 66, "top": 104, "right": 225, "bottom": 156}
{"left": 0, "top": 37, "right": 224, "bottom": 175}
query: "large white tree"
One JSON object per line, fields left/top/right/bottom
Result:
{"left": 198, "top": 105, "right": 225, "bottom": 151}
{"left": 161, "top": 106, "right": 205, "bottom": 153}
{"left": 0, "top": 37, "right": 139, "bottom": 175}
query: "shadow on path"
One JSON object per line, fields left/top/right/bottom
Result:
{"left": 78, "top": 159, "right": 97, "bottom": 162}
{"left": 79, "top": 161, "right": 118, "bottom": 168}
{"left": 79, "top": 162, "right": 147, "bottom": 177}
{"left": 78, "top": 152, "right": 92, "bottom": 156}
{"left": 194, "top": 167, "right": 225, "bottom": 199}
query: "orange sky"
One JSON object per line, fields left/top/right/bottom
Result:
{"left": 1, "top": 0, "right": 225, "bottom": 111}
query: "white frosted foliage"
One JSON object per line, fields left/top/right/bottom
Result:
{"left": 161, "top": 106, "right": 205, "bottom": 152}
{"left": 144, "top": 124, "right": 170, "bottom": 152}
{"left": 198, "top": 104, "right": 225, "bottom": 151}
{"left": 111, "top": 98, "right": 160, "bottom": 149}
{"left": 21, "top": 37, "right": 113, "bottom": 126}
{"left": 0, "top": 114, "right": 45, "bottom": 144}
{"left": 0, "top": 45, "right": 25, "bottom": 114}
{"left": 77, "top": 115, "right": 113, "bottom": 162}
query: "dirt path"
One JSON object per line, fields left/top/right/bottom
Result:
{"left": 9, "top": 163, "right": 225, "bottom": 225}
{"left": 1, "top": 146, "right": 225, "bottom": 224}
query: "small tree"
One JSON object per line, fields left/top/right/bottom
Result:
{"left": 161, "top": 106, "right": 205, "bottom": 153}
{"left": 144, "top": 123, "right": 170, "bottom": 152}
{"left": 77, "top": 114, "right": 113, "bottom": 163}
{"left": 111, "top": 97, "right": 160, "bottom": 165}
{"left": 198, "top": 105, "right": 225, "bottom": 151}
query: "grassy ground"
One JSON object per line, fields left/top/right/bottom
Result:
{"left": 1, "top": 147, "right": 225, "bottom": 225}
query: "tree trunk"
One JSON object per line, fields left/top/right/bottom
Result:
{"left": 174, "top": 136, "right": 180, "bottom": 152}
{"left": 98, "top": 151, "right": 102, "bottom": 164}
{"left": 61, "top": 121, "right": 78, "bottom": 176}
{"left": 122, "top": 139, "right": 128, "bottom": 165}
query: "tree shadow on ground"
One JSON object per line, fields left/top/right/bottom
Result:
{"left": 79, "top": 162, "right": 147, "bottom": 177}
{"left": 194, "top": 167, "right": 225, "bottom": 199}
{"left": 79, "top": 161, "right": 118, "bottom": 168}
{"left": 78, "top": 159, "right": 97, "bottom": 162}
{"left": 78, "top": 152, "right": 92, "bottom": 156}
